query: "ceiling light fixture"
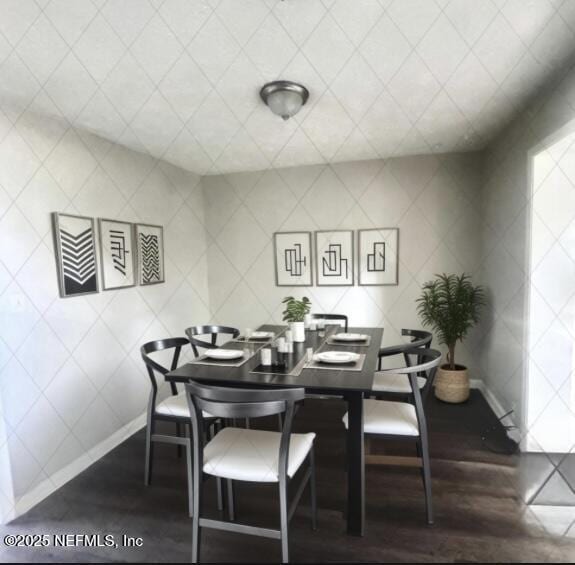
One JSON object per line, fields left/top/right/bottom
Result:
{"left": 260, "top": 80, "right": 309, "bottom": 121}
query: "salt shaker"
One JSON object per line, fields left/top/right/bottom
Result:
{"left": 260, "top": 348, "right": 272, "bottom": 366}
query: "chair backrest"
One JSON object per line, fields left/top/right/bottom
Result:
{"left": 402, "top": 329, "right": 432, "bottom": 349}
{"left": 184, "top": 325, "right": 240, "bottom": 357}
{"left": 185, "top": 382, "right": 305, "bottom": 483}
{"left": 311, "top": 313, "right": 348, "bottom": 331}
{"left": 378, "top": 328, "right": 432, "bottom": 369}
{"left": 140, "top": 337, "right": 190, "bottom": 397}
{"left": 379, "top": 347, "right": 442, "bottom": 402}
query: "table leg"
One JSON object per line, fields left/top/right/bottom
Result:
{"left": 346, "top": 391, "right": 365, "bottom": 536}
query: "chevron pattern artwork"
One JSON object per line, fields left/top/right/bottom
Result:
{"left": 53, "top": 213, "right": 98, "bottom": 297}
{"left": 136, "top": 224, "right": 164, "bottom": 286}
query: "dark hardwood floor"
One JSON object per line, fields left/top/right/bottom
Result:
{"left": 2, "top": 391, "right": 575, "bottom": 563}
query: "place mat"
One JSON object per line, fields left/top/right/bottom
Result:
{"left": 189, "top": 347, "right": 257, "bottom": 368}
{"left": 304, "top": 353, "right": 366, "bottom": 372}
{"left": 235, "top": 336, "right": 275, "bottom": 343}
{"left": 251, "top": 354, "right": 309, "bottom": 377}
{"left": 325, "top": 335, "right": 372, "bottom": 347}
{"left": 235, "top": 327, "right": 286, "bottom": 343}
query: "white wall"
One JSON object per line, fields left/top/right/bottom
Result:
{"left": 0, "top": 108, "right": 210, "bottom": 520}
{"left": 202, "top": 152, "right": 485, "bottom": 371}
{"left": 479, "top": 60, "right": 575, "bottom": 440}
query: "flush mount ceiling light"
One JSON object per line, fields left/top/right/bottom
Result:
{"left": 260, "top": 80, "right": 309, "bottom": 121}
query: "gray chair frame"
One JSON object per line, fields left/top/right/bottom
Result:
{"left": 185, "top": 382, "right": 317, "bottom": 564}
{"left": 311, "top": 313, "right": 348, "bottom": 331}
{"left": 185, "top": 325, "right": 240, "bottom": 358}
{"left": 364, "top": 347, "right": 441, "bottom": 525}
{"left": 140, "top": 338, "right": 220, "bottom": 517}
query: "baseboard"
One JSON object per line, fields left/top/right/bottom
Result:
{"left": 469, "top": 379, "right": 521, "bottom": 443}
{"left": 10, "top": 413, "right": 147, "bottom": 523}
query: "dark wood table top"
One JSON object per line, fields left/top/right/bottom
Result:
{"left": 166, "top": 324, "right": 383, "bottom": 394}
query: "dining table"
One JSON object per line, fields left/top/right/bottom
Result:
{"left": 166, "top": 323, "right": 384, "bottom": 537}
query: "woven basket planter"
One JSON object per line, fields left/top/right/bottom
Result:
{"left": 434, "top": 364, "right": 469, "bottom": 403}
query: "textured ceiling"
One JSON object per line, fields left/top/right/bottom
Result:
{"left": 1, "top": 0, "right": 575, "bottom": 175}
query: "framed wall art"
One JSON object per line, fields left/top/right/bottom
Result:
{"left": 52, "top": 212, "right": 99, "bottom": 297}
{"left": 315, "top": 230, "right": 354, "bottom": 286}
{"left": 273, "top": 231, "right": 313, "bottom": 286}
{"left": 135, "top": 223, "right": 165, "bottom": 285}
{"left": 358, "top": 228, "right": 399, "bottom": 286}
{"left": 98, "top": 218, "right": 136, "bottom": 290}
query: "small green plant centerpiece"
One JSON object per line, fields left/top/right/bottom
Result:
{"left": 282, "top": 296, "right": 311, "bottom": 342}
{"left": 417, "top": 273, "right": 485, "bottom": 403}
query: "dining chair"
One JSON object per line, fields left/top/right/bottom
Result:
{"left": 342, "top": 347, "right": 442, "bottom": 524}
{"left": 373, "top": 329, "right": 432, "bottom": 395}
{"left": 185, "top": 325, "right": 240, "bottom": 357}
{"left": 140, "top": 338, "right": 220, "bottom": 517}
{"left": 185, "top": 381, "right": 317, "bottom": 564}
{"left": 311, "top": 313, "right": 348, "bottom": 331}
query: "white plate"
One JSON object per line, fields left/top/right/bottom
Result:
{"left": 332, "top": 333, "right": 369, "bottom": 342}
{"left": 204, "top": 349, "right": 244, "bottom": 360}
{"left": 314, "top": 351, "right": 360, "bottom": 364}
{"left": 248, "top": 331, "right": 274, "bottom": 340}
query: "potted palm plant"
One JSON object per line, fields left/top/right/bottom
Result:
{"left": 417, "top": 273, "right": 485, "bottom": 403}
{"left": 282, "top": 296, "right": 311, "bottom": 342}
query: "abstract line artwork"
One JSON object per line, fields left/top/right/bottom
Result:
{"left": 274, "top": 232, "right": 312, "bottom": 286}
{"left": 136, "top": 224, "right": 165, "bottom": 286}
{"left": 98, "top": 219, "right": 135, "bottom": 290}
{"left": 367, "top": 242, "right": 385, "bottom": 272}
{"left": 358, "top": 228, "right": 399, "bottom": 286}
{"left": 110, "top": 231, "right": 128, "bottom": 274}
{"left": 315, "top": 231, "right": 354, "bottom": 286}
{"left": 321, "top": 244, "right": 349, "bottom": 278}
{"left": 52, "top": 213, "right": 98, "bottom": 297}
{"left": 285, "top": 243, "right": 306, "bottom": 276}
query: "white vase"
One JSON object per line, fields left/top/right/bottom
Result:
{"left": 290, "top": 321, "right": 306, "bottom": 342}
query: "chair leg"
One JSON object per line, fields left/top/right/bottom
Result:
{"left": 206, "top": 423, "right": 224, "bottom": 512}
{"left": 277, "top": 413, "right": 283, "bottom": 431}
{"left": 191, "top": 463, "right": 201, "bottom": 563}
{"left": 144, "top": 418, "right": 154, "bottom": 486}
{"left": 216, "top": 479, "right": 224, "bottom": 512}
{"left": 279, "top": 480, "right": 289, "bottom": 564}
{"left": 227, "top": 479, "right": 235, "bottom": 521}
{"left": 176, "top": 422, "right": 183, "bottom": 459}
{"left": 185, "top": 439, "right": 194, "bottom": 518}
{"left": 309, "top": 447, "right": 317, "bottom": 531}
{"left": 419, "top": 436, "right": 433, "bottom": 525}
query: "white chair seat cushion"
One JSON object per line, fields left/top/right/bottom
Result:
{"left": 156, "top": 393, "right": 212, "bottom": 419}
{"left": 372, "top": 372, "right": 426, "bottom": 394}
{"left": 203, "top": 427, "right": 316, "bottom": 483}
{"left": 342, "top": 399, "right": 420, "bottom": 436}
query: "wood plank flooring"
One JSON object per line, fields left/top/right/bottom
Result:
{"left": 2, "top": 391, "right": 575, "bottom": 563}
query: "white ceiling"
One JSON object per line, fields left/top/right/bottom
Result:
{"left": 1, "top": 0, "right": 575, "bottom": 175}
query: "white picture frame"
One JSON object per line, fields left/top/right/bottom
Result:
{"left": 358, "top": 228, "right": 399, "bottom": 286}
{"left": 274, "top": 231, "right": 313, "bottom": 286}
{"left": 315, "top": 230, "right": 354, "bottom": 286}
{"left": 98, "top": 218, "right": 136, "bottom": 290}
